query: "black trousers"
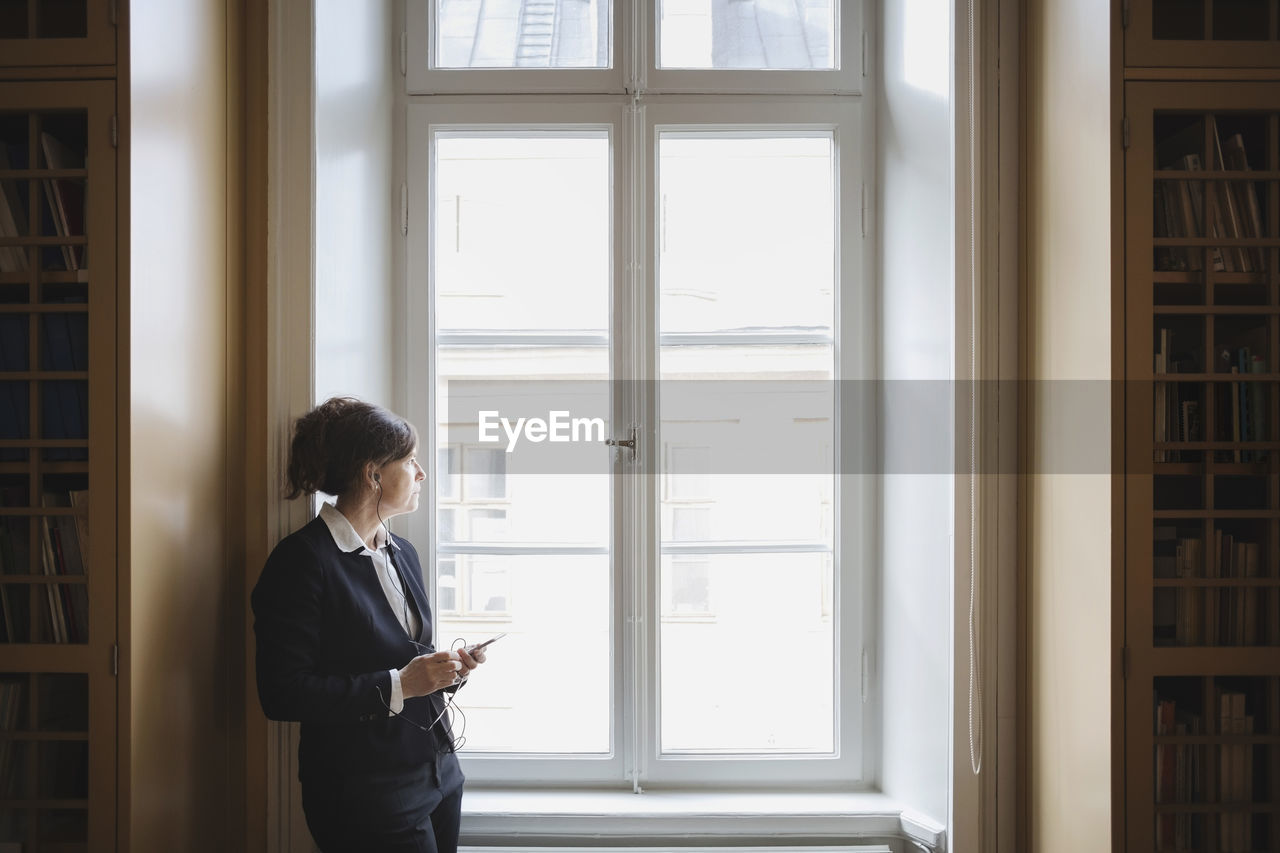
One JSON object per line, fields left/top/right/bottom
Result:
{"left": 301, "top": 760, "right": 463, "bottom": 853}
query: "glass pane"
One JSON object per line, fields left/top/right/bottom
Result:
{"left": 436, "top": 554, "right": 609, "bottom": 753}
{"left": 659, "top": 551, "right": 833, "bottom": 753}
{"left": 39, "top": 379, "right": 87, "bottom": 461}
{"left": 0, "top": 583, "right": 33, "bottom": 642}
{"left": 435, "top": 0, "right": 611, "bottom": 69}
{"left": 35, "top": 740, "right": 87, "bottom": 797}
{"left": 39, "top": 810, "right": 88, "bottom": 845}
{"left": 0, "top": 314, "right": 29, "bottom": 371}
{"left": 1212, "top": 0, "right": 1270, "bottom": 40}
{"left": 0, "top": 380, "right": 30, "bottom": 462}
{"left": 659, "top": 0, "right": 835, "bottom": 69}
{"left": 39, "top": 311, "right": 88, "bottom": 371}
{"left": 659, "top": 134, "right": 834, "bottom": 334}
{"left": 1153, "top": 0, "right": 1205, "bottom": 40}
{"left": 433, "top": 134, "right": 609, "bottom": 333}
{"left": 0, "top": 113, "right": 32, "bottom": 278}
{"left": 657, "top": 131, "right": 837, "bottom": 754}
{"left": 0, "top": 1, "right": 29, "bottom": 39}
{"left": 35, "top": 0, "right": 87, "bottom": 39}
{"left": 34, "top": 673, "right": 86, "bottom": 731}
{"left": 433, "top": 129, "right": 613, "bottom": 756}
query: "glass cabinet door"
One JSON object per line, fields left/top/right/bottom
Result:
{"left": 0, "top": 0, "right": 115, "bottom": 67}
{"left": 1126, "top": 0, "right": 1280, "bottom": 68}
{"left": 0, "top": 80, "right": 116, "bottom": 853}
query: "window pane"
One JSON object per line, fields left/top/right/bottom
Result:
{"left": 658, "top": 134, "right": 835, "bottom": 334}
{"left": 462, "top": 447, "right": 507, "bottom": 500}
{"left": 659, "top": 0, "right": 835, "bottom": 70}
{"left": 437, "top": 447, "right": 459, "bottom": 499}
{"left": 437, "top": 554, "right": 610, "bottom": 753}
{"left": 435, "top": 0, "right": 611, "bottom": 69}
{"left": 659, "top": 552, "right": 833, "bottom": 753}
{"left": 664, "top": 557, "right": 711, "bottom": 613}
{"left": 434, "top": 134, "right": 610, "bottom": 333}
{"left": 658, "top": 131, "right": 837, "bottom": 755}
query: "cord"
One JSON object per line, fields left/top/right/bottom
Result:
{"left": 372, "top": 477, "right": 476, "bottom": 752}
{"left": 375, "top": 682, "right": 467, "bottom": 753}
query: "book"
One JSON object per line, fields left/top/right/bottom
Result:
{"left": 69, "top": 489, "right": 89, "bottom": 573}
{"left": 37, "top": 517, "right": 68, "bottom": 643}
{"left": 1220, "top": 132, "right": 1265, "bottom": 272}
{"left": 1174, "top": 154, "right": 1225, "bottom": 273}
{"left": 39, "top": 132, "right": 84, "bottom": 271}
{"left": 1208, "top": 118, "right": 1249, "bottom": 273}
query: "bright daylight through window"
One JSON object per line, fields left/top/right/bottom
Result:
{"left": 408, "top": 0, "right": 867, "bottom": 787}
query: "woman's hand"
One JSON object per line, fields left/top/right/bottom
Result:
{"left": 399, "top": 650, "right": 463, "bottom": 698}
{"left": 455, "top": 645, "right": 487, "bottom": 682}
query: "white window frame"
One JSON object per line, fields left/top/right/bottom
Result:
{"left": 406, "top": 1, "right": 866, "bottom": 96}
{"left": 406, "top": 0, "right": 629, "bottom": 93}
{"left": 406, "top": 94, "right": 872, "bottom": 789}
{"left": 639, "top": 97, "right": 872, "bottom": 787}
{"left": 403, "top": 1, "right": 873, "bottom": 790}
{"left": 407, "top": 100, "right": 630, "bottom": 785}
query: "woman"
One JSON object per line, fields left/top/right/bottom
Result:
{"left": 252, "top": 397, "right": 485, "bottom": 853}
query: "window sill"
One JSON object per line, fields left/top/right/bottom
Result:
{"left": 461, "top": 788, "right": 946, "bottom": 851}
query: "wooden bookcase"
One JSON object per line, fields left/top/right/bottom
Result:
{"left": 1122, "top": 10, "right": 1280, "bottom": 846}
{"left": 0, "top": 3, "right": 117, "bottom": 851}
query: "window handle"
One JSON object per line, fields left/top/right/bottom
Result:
{"left": 605, "top": 426, "right": 638, "bottom": 460}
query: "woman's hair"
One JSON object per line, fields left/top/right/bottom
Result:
{"left": 285, "top": 397, "right": 418, "bottom": 499}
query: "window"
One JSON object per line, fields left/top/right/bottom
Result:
{"left": 405, "top": 0, "right": 871, "bottom": 788}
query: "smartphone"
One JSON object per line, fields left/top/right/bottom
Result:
{"left": 466, "top": 632, "right": 506, "bottom": 653}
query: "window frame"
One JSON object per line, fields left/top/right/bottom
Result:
{"left": 406, "top": 1, "right": 867, "bottom": 96}
{"left": 406, "top": 0, "right": 629, "bottom": 94}
{"left": 406, "top": 93, "right": 873, "bottom": 788}
{"left": 639, "top": 97, "right": 872, "bottom": 786}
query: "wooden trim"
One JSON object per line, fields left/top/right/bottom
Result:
{"left": 1125, "top": 67, "right": 1280, "bottom": 81}
{"left": 1112, "top": 1, "right": 1127, "bottom": 851}
{"left": 115, "top": 2, "right": 131, "bottom": 847}
{"left": 0, "top": 65, "right": 117, "bottom": 80}
{"left": 242, "top": 0, "right": 270, "bottom": 848}
{"left": 225, "top": 0, "right": 250, "bottom": 849}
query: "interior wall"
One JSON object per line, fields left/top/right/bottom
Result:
{"left": 314, "top": 0, "right": 396, "bottom": 408}
{"left": 126, "top": 0, "right": 239, "bottom": 848}
{"left": 1023, "top": 0, "right": 1113, "bottom": 850}
{"left": 876, "top": 0, "right": 954, "bottom": 827}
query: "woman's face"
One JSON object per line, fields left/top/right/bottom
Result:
{"left": 375, "top": 448, "right": 425, "bottom": 518}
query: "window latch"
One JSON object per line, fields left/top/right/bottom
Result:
{"left": 606, "top": 426, "right": 638, "bottom": 460}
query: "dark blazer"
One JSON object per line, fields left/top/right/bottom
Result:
{"left": 252, "top": 515, "right": 462, "bottom": 789}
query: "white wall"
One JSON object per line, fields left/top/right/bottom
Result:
{"left": 876, "top": 0, "right": 954, "bottom": 829}
{"left": 1024, "top": 0, "right": 1113, "bottom": 850}
{"left": 128, "top": 0, "right": 236, "bottom": 847}
{"left": 314, "top": 0, "right": 396, "bottom": 408}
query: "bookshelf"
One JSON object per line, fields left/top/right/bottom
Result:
{"left": 0, "top": 73, "right": 117, "bottom": 852}
{"left": 0, "top": 0, "right": 115, "bottom": 68}
{"left": 1125, "top": 0, "right": 1280, "bottom": 68}
{"left": 1124, "top": 67, "right": 1280, "bottom": 853}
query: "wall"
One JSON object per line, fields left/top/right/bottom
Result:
{"left": 1023, "top": 0, "right": 1113, "bottom": 850}
{"left": 124, "top": 0, "right": 243, "bottom": 848}
{"left": 876, "top": 0, "right": 953, "bottom": 829}
{"left": 314, "top": 0, "right": 396, "bottom": 408}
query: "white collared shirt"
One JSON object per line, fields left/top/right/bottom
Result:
{"left": 318, "top": 501, "right": 422, "bottom": 715}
